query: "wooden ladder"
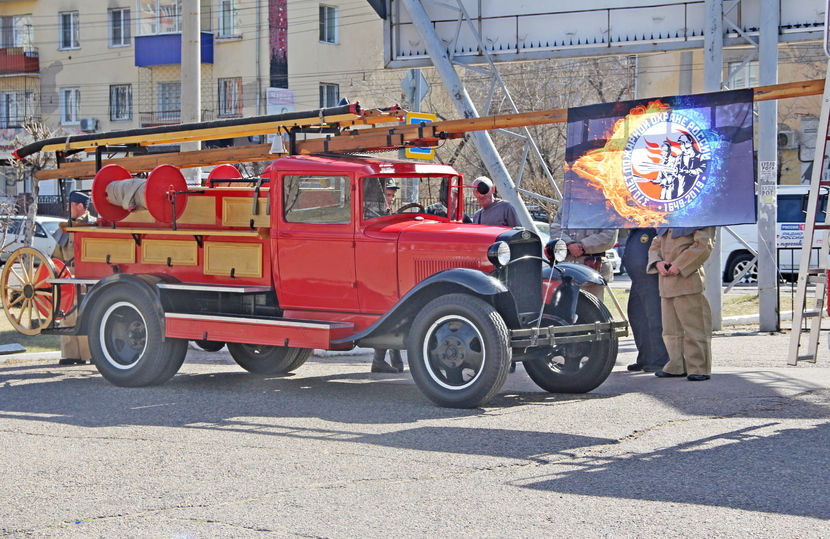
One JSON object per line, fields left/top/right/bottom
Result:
{"left": 787, "top": 66, "right": 830, "bottom": 365}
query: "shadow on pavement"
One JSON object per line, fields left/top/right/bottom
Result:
{"left": 516, "top": 420, "right": 830, "bottom": 520}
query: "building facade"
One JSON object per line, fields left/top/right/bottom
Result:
{"left": 0, "top": 0, "right": 386, "bottom": 209}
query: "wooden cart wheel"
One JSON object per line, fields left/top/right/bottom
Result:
{"left": 1, "top": 247, "right": 60, "bottom": 336}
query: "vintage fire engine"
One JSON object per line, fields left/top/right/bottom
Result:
{"left": 3, "top": 103, "right": 626, "bottom": 408}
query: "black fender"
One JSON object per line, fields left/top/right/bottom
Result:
{"left": 330, "top": 267, "right": 511, "bottom": 345}
{"left": 543, "top": 262, "right": 605, "bottom": 325}
{"left": 543, "top": 262, "right": 605, "bottom": 286}
{"left": 76, "top": 273, "right": 168, "bottom": 336}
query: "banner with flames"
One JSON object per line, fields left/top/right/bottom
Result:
{"left": 562, "top": 89, "right": 756, "bottom": 229}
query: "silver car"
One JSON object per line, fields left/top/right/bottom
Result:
{"left": 0, "top": 216, "right": 65, "bottom": 263}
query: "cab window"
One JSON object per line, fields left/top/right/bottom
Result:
{"left": 283, "top": 175, "right": 351, "bottom": 224}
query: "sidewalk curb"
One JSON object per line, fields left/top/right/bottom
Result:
{"left": 0, "top": 351, "right": 61, "bottom": 364}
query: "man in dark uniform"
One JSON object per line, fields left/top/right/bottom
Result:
{"left": 52, "top": 191, "right": 97, "bottom": 365}
{"left": 622, "top": 228, "right": 669, "bottom": 372}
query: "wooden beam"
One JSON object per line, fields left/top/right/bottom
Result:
{"left": 753, "top": 79, "right": 824, "bottom": 102}
{"left": 35, "top": 144, "right": 279, "bottom": 180}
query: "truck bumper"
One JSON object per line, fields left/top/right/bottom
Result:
{"left": 509, "top": 320, "right": 628, "bottom": 348}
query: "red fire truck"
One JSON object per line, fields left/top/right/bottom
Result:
{"left": 3, "top": 104, "right": 626, "bottom": 408}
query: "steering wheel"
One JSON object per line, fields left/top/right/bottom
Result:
{"left": 396, "top": 203, "right": 425, "bottom": 214}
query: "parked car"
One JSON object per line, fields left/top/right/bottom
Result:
{"left": 721, "top": 185, "right": 824, "bottom": 283}
{"left": 0, "top": 216, "right": 65, "bottom": 263}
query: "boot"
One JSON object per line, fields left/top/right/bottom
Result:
{"left": 390, "top": 350, "right": 404, "bottom": 372}
{"left": 371, "top": 349, "right": 399, "bottom": 373}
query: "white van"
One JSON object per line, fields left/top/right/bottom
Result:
{"left": 721, "top": 185, "right": 824, "bottom": 283}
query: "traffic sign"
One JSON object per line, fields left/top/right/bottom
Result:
{"left": 402, "top": 69, "right": 429, "bottom": 111}
{"left": 404, "top": 112, "right": 437, "bottom": 160}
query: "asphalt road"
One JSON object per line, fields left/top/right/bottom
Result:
{"left": 1, "top": 332, "right": 829, "bottom": 538}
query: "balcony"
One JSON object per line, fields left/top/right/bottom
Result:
{"left": 0, "top": 47, "right": 39, "bottom": 75}
{"left": 135, "top": 33, "right": 214, "bottom": 66}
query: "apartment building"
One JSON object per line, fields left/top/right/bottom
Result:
{"left": 0, "top": 0, "right": 386, "bottom": 206}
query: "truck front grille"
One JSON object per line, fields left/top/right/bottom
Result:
{"left": 502, "top": 231, "right": 542, "bottom": 317}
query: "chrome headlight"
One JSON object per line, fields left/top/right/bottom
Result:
{"left": 487, "top": 241, "right": 511, "bottom": 267}
{"left": 545, "top": 239, "right": 568, "bottom": 263}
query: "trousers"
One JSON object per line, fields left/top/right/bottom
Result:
{"left": 660, "top": 293, "right": 712, "bottom": 376}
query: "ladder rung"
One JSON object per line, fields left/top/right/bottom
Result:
{"left": 796, "top": 354, "right": 817, "bottom": 361}
{"left": 802, "top": 310, "right": 823, "bottom": 318}
{"left": 807, "top": 274, "right": 827, "bottom": 284}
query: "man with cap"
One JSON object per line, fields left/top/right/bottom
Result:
{"left": 471, "top": 176, "right": 520, "bottom": 227}
{"left": 384, "top": 180, "right": 399, "bottom": 214}
{"left": 371, "top": 181, "right": 407, "bottom": 373}
{"left": 52, "top": 191, "right": 96, "bottom": 365}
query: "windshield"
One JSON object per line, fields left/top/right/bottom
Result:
{"left": 362, "top": 175, "right": 469, "bottom": 221}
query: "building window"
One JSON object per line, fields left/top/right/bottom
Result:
{"left": 109, "top": 8, "right": 131, "bottom": 47}
{"left": 59, "top": 11, "right": 80, "bottom": 49}
{"left": 218, "top": 0, "right": 240, "bottom": 37}
{"left": 158, "top": 82, "right": 181, "bottom": 121}
{"left": 727, "top": 60, "right": 759, "bottom": 90}
{"left": 319, "top": 5, "right": 337, "bottom": 44}
{"left": 60, "top": 88, "right": 80, "bottom": 125}
{"left": 138, "top": 0, "right": 181, "bottom": 35}
{"left": 0, "top": 91, "right": 32, "bottom": 128}
{"left": 110, "top": 85, "right": 132, "bottom": 121}
{"left": 0, "top": 14, "right": 33, "bottom": 49}
{"left": 319, "top": 83, "right": 339, "bottom": 108}
{"left": 218, "top": 78, "right": 242, "bottom": 117}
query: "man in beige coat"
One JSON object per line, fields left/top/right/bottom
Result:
{"left": 550, "top": 211, "right": 618, "bottom": 302}
{"left": 646, "top": 227, "right": 716, "bottom": 381}
{"left": 52, "top": 191, "right": 96, "bottom": 365}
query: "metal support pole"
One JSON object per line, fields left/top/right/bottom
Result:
{"left": 757, "top": 0, "right": 780, "bottom": 331}
{"left": 399, "top": 0, "right": 534, "bottom": 230}
{"left": 703, "top": 0, "right": 724, "bottom": 330}
{"left": 181, "top": 0, "right": 201, "bottom": 185}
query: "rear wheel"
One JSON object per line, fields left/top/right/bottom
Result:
{"left": 227, "top": 343, "right": 312, "bottom": 374}
{"left": 407, "top": 293, "right": 511, "bottom": 408}
{"left": 524, "top": 291, "right": 618, "bottom": 393}
{"left": 88, "top": 283, "right": 187, "bottom": 387}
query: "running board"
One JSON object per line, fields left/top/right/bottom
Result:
{"left": 165, "top": 313, "right": 354, "bottom": 350}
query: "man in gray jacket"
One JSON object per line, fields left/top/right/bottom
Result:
{"left": 549, "top": 210, "right": 617, "bottom": 302}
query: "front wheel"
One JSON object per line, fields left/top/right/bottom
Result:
{"left": 88, "top": 283, "right": 187, "bottom": 387}
{"left": 227, "top": 343, "right": 312, "bottom": 374}
{"left": 407, "top": 293, "right": 511, "bottom": 408}
{"left": 523, "top": 291, "right": 618, "bottom": 393}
